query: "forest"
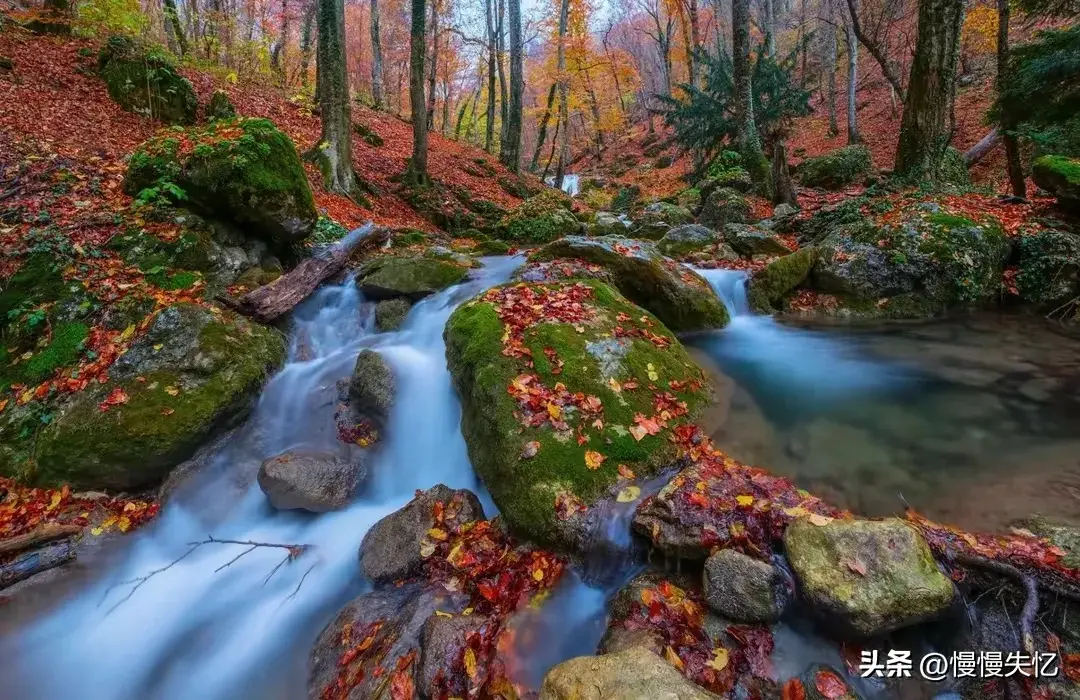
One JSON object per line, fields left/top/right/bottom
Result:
{"left": 0, "top": 0, "right": 1080, "bottom": 695}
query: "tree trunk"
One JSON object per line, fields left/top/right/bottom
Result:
{"left": 530, "top": 82, "right": 557, "bottom": 171}
{"left": 370, "top": 0, "right": 384, "bottom": 108}
{"left": 844, "top": 0, "right": 905, "bottom": 100}
{"left": 583, "top": 66, "right": 605, "bottom": 155}
{"left": 772, "top": 142, "right": 797, "bottom": 205}
{"left": 0, "top": 541, "right": 75, "bottom": 591}
{"left": 688, "top": 0, "right": 702, "bottom": 83}
{"left": 825, "top": 0, "right": 839, "bottom": 136}
{"left": 553, "top": 0, "right": 571, "bottom": 190}
{"left": 271, "top": 0, "right": 290, "bottom": 79}
{"left": 484, "top": 0, "right": 497, "bottom": 153}
{"left": 441, "top": 75, "right": 452, "bottom": 134}
{"left": 496, "top": 0, "right": 508, "bottom": 145}
{"left": 500, "top": 0, "right": 524, "bottom": 172}
{"left": 426, "top": 0, "right": 439, "bottom": 130}
{"left": 163, "top": 0, "right": 189, "bottom": 56}
{"left": 894, "top": 0, "right": 966, "bottom": 182}
{"left": 408, "top": 0, "right": 429, "bottom": 184}
{"left": 764, "top": 0, "right": 776, "bottom": 57}
{"left": 845, "top": 6, "right": 860, "bottom": 144}
{"left": 997, "top": 0, "right": 1025, "bottom": 198}
{"left": 732, "top": 0, "right": 772, "bottom": 197}
{"left": 964, "top": 128, "right": 1000, "bottom": 165}
{"left": 300, "top": 0, "right": 316, "bottom": 88}
{"left": 315, "top": 0, "right": 359, "bottom": 197}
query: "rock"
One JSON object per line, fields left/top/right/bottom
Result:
{"left": 418, "top": 612, "right": 489, "bottom": 698}
{"left": 530, "top": 236, "right": 729, "bottom": 332}
{"left": 784, "top": 516, "right": 956, "bottom": 637}
{"left": 773, "top": 203, "right": 798, "bottom": 219}
{"left": 699, "top": 187, "right": 753, "bottom": 231}
{"left": 496, "top": 190, "right": 580, "bottom": 243}
{"left": 205, "top": 89, "right": 237, "bottom": 120}
{"left": 375, "top": 298, "right": 412, "bottom": 331}
{"left": 589, "top": 211, "right": 629, "bottom": 237}
{"left": 800, "top": 665, "right": 859, "bottom": 700}
{"left": 1016, "top": 229, "right": 1080, "bottom": 309}
{"left": 657, "top": 224, "right": 720, "bottom": 257}
{"left": 97, "top": 35, "right": 197, "bottom": 124}
{"left": 810, "top": 203, "right": 1011, "bottom": 318}
{"left": 359, "top": 484, "right": 485, "bottom": 584}
{"left": 35, "top": 304, "right": 286, "bottom": 490}
{"left": 356, "top": 256, "right": 468, "bottom": 301}
{"left": 0, "top": 56, "right": 14, "bottom": 71}
{"left": 539, "top": 646, "right": 720, "bottom": 700}
{"left": 1033, "top": 155, "right": 1080, "bottom": 214}
{"left": 445, "top": 281, "right": 712, "bottom": 551}
{"left": 747, "top": 247, "right": 817, "bottom": 312}
{"left": 123, "top": 118, "right": 317, "bottom": 249}
{"left": 257, "top": 450, "right": 364, "bottom": 512}
{"left": 632, "top": 202, "right": 694, "bottom": 240}
{"left": 703, "top": 549, "right": 788, "bottom": 623}
{"left": 723, "top": 224, "right": 791, "bottom": 257}
{"left": 795, "top": 145, "right": 872, "bottom": 190}
{"left": 350, "top": 349, "right": 395, "bottom": 424}
{"left": 676, "top": 187, "right": 702, "bottom": 212}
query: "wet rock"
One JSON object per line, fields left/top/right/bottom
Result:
{"left": 257, "top": 450, "right": 364, "bottom": 512}
{"left": 356, "top": 256, "right": 468, "bottom": 301}
{"left": 632, "top": 202, "right": 694, "bottom": 240}
{"left": 800, "top": 665, "right": 859, "bottom": 700}
{"left": 374, "top": 298, "right": 412, "bottom": 332}
{"left": 703, "top": 549, "right": 788, "bottom": 624}
{"left": 539, "top": 646, "right": 720, "bottom": 700}
{"left": 773, "top": 203, "right": 798, "bottom": 219}
{"left": 784, "top": 517, "right": 955, "bottom": 637}
{"left": 795, "top": 145, "right": 872, "bottom": 190}
{"left": 1033, "top": 155, "right": 1080, "bottom": 214}
{"left": 723, "top": 224, "right": 791, "bottom": 257}
{"left": 589, "top": 211, "right": 629, "bottom": 237}
{"left": 418, "top": 612, "right": 489, "bottom": 698}
{"left": 1016, "top": 229, "right": 1080, "bottom": 309}
{"left": 747, "top": 247, "right": 817, "bottom": 312}
{"left": 350, "top": 349, "right": 395, "bottom": 425}
{"left": 359, "top": 484, "right": 485, "bottom": 584}
{"left": 530, "top": 236, "right": 729, "bottom": 332}
{"left": 657, "top": 224, "right": 719, "bottom": 257}
{"left": 698, "top": 187, "right": 752, "bottom": 231}
{"left": 98, "top": 35, "right": 197, "bottom": 124}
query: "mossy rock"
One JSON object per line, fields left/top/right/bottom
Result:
{"left": 1033, "top": 155, "right": 1080, "bottom": 213}
{"left": 34, "top": 304, "right": 286, "bottom": 490}
{"left": 587, "top": 212, "right": 629, "bottom": 237}
{"left": 747, "top": 247, "right": 817, "bottom": 312}
{"left": 722, "top": 224, "right": 791, "bottom": 257}
{"left": 445, "top": 280, "right": 712, "bottom": 551}
{"left": 0, "top": 253, "right": 71, "bottom": 333}
{"left": 205, "top": 89, "right": 237, "bottom": 121}
{"left": 0, "top": 321, "right": 89, "bottom": 393}
{"left": 356, "top": 256, "right": 468, "bottom": 301}
{"left": 936, "top": 147, "right": 972, "bottom": 189}
{"left": 698, "top": 187, "right": 753, "bottom": 231}
{"left": 123, "top": 117, "right": 318, "bottom": 249}
{"left": 532, "top": 236, "right": 729, "bottom": 332}
{"left": 1016, "top": 229, "right": 1080, "bottom": 310}
{"left": 0, "top": 56, "right": 14, "bottom": 71}
{"left": 374, "top": 298, "right": 412, "bottom": 331}
{"left": 471, "top": 239, "right": 512, "bottom": 256}
{"left": 351, "top": 121, "right": 383, "bottom": 147}
{"left": 495, "top": 190, "right": 580, "bottom": 243}
{"left": 810, "top": 202, "right": 1011, "bottom": 317}
{"left": 675, "top": 187, "right": 702, "bottom": 212}
{"left": 98, "top": 35, "right": 197, "bottom": 125}
{"left": 657, "top": 224, "right": 719, "bottom": 257}
{"left": 630, "top": 202, "right": 693, "bottom": 240}
{"left": 795, "top": 145, "right": 872, "bottom": 190}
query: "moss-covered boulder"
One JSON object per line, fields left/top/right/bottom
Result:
{"left": 795, "top": 145, "right": 872, "bottom": 190}
{"left": 657, "top": 224, "right": 720, "bottom": 257}
{"left": 205, "top": 89, "right": 237, "bottom": 121}
{"left": 810, "top": 202, "right": 1011, "bottom": 318}
{"left": 98, "top": 35, "right": 197, "bottom": 125}
{"left": 374, "top": 298, "right": 412, "bottom": 331}
{"left": 356, "top": 256, "right": 468, "bottom": 301}
{"left": 123, "top": 118, "right": 318, "bottom": 249}
{"left": 539, "top": 647, "right": 718, "bottom": 700}
{"left": 1016, "top": 229, "right": 1080, "bottom": 309}
{"left": 698, "top": 187, "right": 753, "bottom": 231}
{"left": 1033, "top": 155, "right": 1080, "bottom": 213}
{"left": 495, "top": 190, "right": 580, "bottom": 243}
{"left": 722, "top": 224, "right": 791, "bottom": 257}
{"left": 784, "top": 517, "right": 956, "bottom": 637}
{"left": 588, "top": 211, "right": 629, "bottom": 237}
{"left": 630, "top": 202, "right": 694, "bottom": 240}
{"left": 34, "top": 304, "right": 286, "bottom": 490}
{"left": 531, "top": 236, "right": 729, "bottom": 332}
{"left": 747, "top": 247, "right": 817, "bottom": 312}
{"left": 445, "top": 281, "right": 712, "bottom": 551}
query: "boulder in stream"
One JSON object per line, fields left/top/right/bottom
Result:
{"left": 375, "top": 298, "right": 412, "bottom": 331}
{"left": 703, "top": 549, "right": 788, "bottom": 624}
{"left": 783, "top": 516, "right": 956, "bottom": 637}
{"left": 722, "top": 224, "right": 792, "bottom": 258}
{"left": 418, "top": 611, "right": 489, "bottom": 698}
{"left": 350, "top": 349, "right": 395, "bottom": 425}
{"left": 356, "top": 256, "right": 469, "bottom": 301}
{"left": 257, "top": 450, "right": 364, "bottom": 512}
{"left": 539, "top": 646, "right": 721, "bottom": 700}
{"left": 746, "top": 247, "right": 817, "bottom": 312}
{"left": 588, "top": 211, "right": 629, "bottom": 237}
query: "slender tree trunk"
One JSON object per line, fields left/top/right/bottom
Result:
{"left": 997, "top": 0, "right": 1025, "bottom": 198}
{"left": 543, "top": 115, "right": 561, "bottom": 179}
{"left": 315, "top": 0, "right": 359, "bottom": 196}
{"left": 530, "top": 82, "right": 557, "bottom": 171}
{"left": 764, "top": 0, "right": 776, "bottom": 57}
{"left": 845, "top": 6, "right": 860, "bottom": 144}
{"left": 500, "top": 0, "right": 524, "bottom": 172}
{"left": 689, "top": 0, "right": 702, "bottom": 83}
{"left": 583, "top": 67, "right": 605, "bottom": 155}
{"left": 799, "top": 0, "right": 808, "bottom": 85}
{"left": 163, "top": 0, "right": 189, "bottom": 56}
{"left": 408, "top": 0, "right": 429, "bottom": 184}
{"left": 772, "top": 142, "right": 797, "bottom": 205}
{"left": 466, "top": 74, "right": 483, "bottom": 140}
{"left": 732, "top": 0, "right": 772, "bottom": 197}
{"left": 426, "top": 0, "right": 439, "bottom": 129}
{"left": 894, "top": 0, "right": 966, "bottom": 182}
{"left": 496, "top": 0, "right": 509, "bottom": 144}
{"left": 271, "top": 0, "right": 290, "bottom": 79}
{"left": 441, "top": 75, "right": 452, "bottom": 134}
{"left": 844, "top": 0, "right": 905, "bottom": 99}
{"left": 825, "top": 0, "right": 839, "bottom": 136}
{"left": 300, "top": 0, "right": 317, "bottom": 88}
{"left": 484, "top": 0, "right": 497, "bottom": 152}
{"left": 554, "top": 0, "right": 571, "bottom": 189}
{"left": 370, "top": 0, "right": 384, "bottom": 108}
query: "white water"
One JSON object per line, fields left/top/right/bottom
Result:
{"left": 2, "top": 255, "right": 525, "bottom": 700}
{"left": 545, "top": 173, "right": 580, "bottom": 197}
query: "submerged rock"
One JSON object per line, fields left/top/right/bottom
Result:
{"left": 723, "top": 224, "right": 791, "bottom": 258}
{"left": 356, "top": 256, "right": 468, "bottom": 301}
{"left": 539, "top": 646, "right": 720, "bottom": 700}
{"left": 257, "top": 450, "right": 364, "bottom": 512}
{"left": 98, "top": 35, "right": 197, "bottom": 124}
{"left": 374, "top": 298, "right": 413, "bottom": 331}
{"left": 35, "top": 304, "right": 286, "bottom": 490}
{"left": 359, "top": 484, "right": 485, "bottom": 584}
{"left": 783, "top": 516, "right": 955, "bottom": 637}
{"left": 703, "top": 549, "right": 788, "bottom": 624}
{"left": 350, "top": 349, "right": 395, "bottom": 425}
{"left": 531, "top": 236, "right": 729, "bottom": 332}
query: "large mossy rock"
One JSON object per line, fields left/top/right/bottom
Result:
{"left": 698, "top": 187, "right": 753, "bottom": 231}
{"left": 35, "top": 304, "right": 286, "bottom": 490}
{"left": 657, "top": 224, "right": 720, "bottom": 257}
{"left": 1033, "top": 155, "right": 1080, "bottom": 213}
{"left": 539, "top": 646, "right": 720, "bottom": 700}
{"left": 123, "top": 118, "right": 317, "bottom": 248}
{"left": 795, "top": 145, "right": 872, "bottom": 190}
{"left": 495, "top": 190, "right": 580, "bottom": 243}
{"left": 356, "top": 256, "right": 469, "bottom": 300}
{"left": 205, "top": 89, "right": 237, "bottom": 121}
{"left": 588, "top": 211, "right": 629, "bottom": 237}
{"left": 747, "top": 247, "right": 817, "bottom": 312}
{"left": 722, "top": 224, "right": 791, "bottom": 257}
{"left": 98, "top": 35, "right": 197, "bottom": 125}
{"left": 445, "top": 281, "right": 712, "bottom": 551}
{"left": 631, "top": 202, "right": 694, "bottom": 240}
{"left": 784, "top": 517, "right": 956, "bottom": 637}
{"left": 531, "top": 236, "right": 729, "bottom": 332}
{"left": 810, "top": 202, "right": 1011, "bottom": 318}
{"left": 1016, "top": 229, "right": 1080, "bottom": 309}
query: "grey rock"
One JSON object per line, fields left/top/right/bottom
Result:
{"left": 374, "top": 298, "right": 412, "bottom": 332}
{"left": 589, "top": 211, "right": 630, "bottom": 237}
{"left": 699, "top": 187, "right": 752, "bottom": 231}
{"left": 350, "top": 349, "right": 396, "bottom": 424}
{"left": 703, "top": 549, "right": 787, "bottom": 623}
{"left": 257, "top": 450, "right": 364, "bottom": 512}
{"left": 419, "top": 612, "right": 489, "bottom": 698}
{"left": 539, "top": 646, "right": 720, "bottom": 700}
{"left": 657, "top": 223, "right": 719, "bottom": 257}
{"left": 723, "top": 224, "right": 791, "bottom": 257}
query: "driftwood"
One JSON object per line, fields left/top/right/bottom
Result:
{"left": 0, "top": 522, "right": 81, "bottom": 556}
{"left": 964, "top": 128, "right": 1001, "bottom": 166}
{"left": 222, "top": 224, "right": 389, "bottom": 324}
{"left": 0, "top": 540, "right": 75, "bottom": 591}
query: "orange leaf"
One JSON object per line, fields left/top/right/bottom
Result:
{"left": 782, "top": 679, "right": 807, "bottom": 700}
{"left": 814, "top": 669, "right": 848, "bottom": 699}
{"left": 584, "top": 450, "right": 605, "bottom": 470}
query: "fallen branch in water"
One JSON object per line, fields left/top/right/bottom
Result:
{"left": 100, "top": 535, "right": 314, "bottom": 613}
{"left": 0, "top": 540, "right": 76, "bottom": 591}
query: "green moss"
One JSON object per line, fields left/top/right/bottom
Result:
{"left": 1032, "top": 155, "right": 1080, "bottom": 213}
{"left": 352, "top": 122, "right": 384, "bottom": 147}
{"left": 796, "top": 145, "right": 872, "bottom": 190}
{"left": 1016, "top": 230, "right": 1080, "bottom": 308}
{"left": 472, "top": 239, "right": 512, "bottom": 255}
{"left": 748, "top": 247, "right": 817, "bottom": 312}
{"left": 924, "top": 212, "right": 976, "bottom": 229}
{"left": 146, "top": 269, "right": 200, "bottom": 290}
{"left": 1035, "top": 155, "right": 1080, "bottom": 185}
{"left": 0, "top": 254, "right": 69, "bottom": 331}
{"left": 205, "top": 90, "right": 237, "bottom": 121}
{"left": 394, "top": 230, "right": 427, "bottom": 247}
{"left": 495, "top": 190, "right": 580, "bottom": 243}
{"left": 357, "top": 256, "right": 469, "bottom": 299}
{"left": 97, "top": 35, "right": 197, "bottom": 124}
{"left": 611, "top": 185, "right": 641, "bottom": 213}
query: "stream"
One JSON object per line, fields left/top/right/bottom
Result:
{"left": 2, "top": 260, "right": 1079, "bottom": 698}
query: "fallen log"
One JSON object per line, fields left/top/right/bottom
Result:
{"left": 0, "top": 540, "right": 76, "bottom": 591}
{"left": 964, "top": 128, "right": 1001, "bottom": 166}
{"left": 223, "top": 223, "right": 389, "bottom": 324}
{"left": 0, "top": 522, "right": 82, "bottom": 556}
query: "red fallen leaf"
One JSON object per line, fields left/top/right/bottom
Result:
{"left": 844, "top": 558, "right": 867, "bottom": 576}
{"left": 388, "top": 660, "right": 415, "bottom": 700}
{"left": 1063, "top": 653, "right": 1080, "bottom": 683}
{"left": 815, "top": 669, "right": 848, "bottom": 699}
{"left": 782, "top": 679, "right": 807, "bottom": 700}
{"left": 98, "top": 387, "right": 129, "bottom": 412}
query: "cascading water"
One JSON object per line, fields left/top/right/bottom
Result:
{"left": 0, "top": 255, "right": 529, "bottom": 700}
{"left": 544, "top": 173, "right": 580, "bottom": 197}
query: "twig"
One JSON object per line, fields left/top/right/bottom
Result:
{"left": 1020, "top": 574, "right": 1039, "bottom": 657}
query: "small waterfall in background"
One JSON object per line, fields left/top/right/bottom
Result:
{"left": 544, "top": 173, "right": 580, "bottom": 197}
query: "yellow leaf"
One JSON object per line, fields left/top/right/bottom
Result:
{"left": 664, "top": 646, "right": 685, "bottom": 671}
{"left": 808, "top": 513, "right": 834, "bottom": 527}
{"left": 420, "top": 540, "right": 436, "bottom": 558}
{"left": 628, "top": 424, "right": 647, "bottom": 441}
{"left": 647, "top": 363, "right": 659, "bottom": 381}
{"left": 119, "top": 324, "right": 136, "bottom": 342}
{"left": 165, "top": 386, "right": 180, "bottom": 396}
{"left": 706, "top": 648, "right": 729, "bottom": 671}
{"left": 427, "top": 528, "right": 448, "bottom": 541}
{"left": 533, "top": 568, "right": 544, "bottom": 581}
{"left": 464, "top": 648, "right": 478, "bottom": 679}
{"left": 117, "top": 516, "right": 132, "bottom": 532}
{"left": 607, "top": 377, "right": 622, "bottom": 393}
{"left": 90, "top": 526, "right": 104, "bottom": 536}
{"left": 434, "top": 610, "right": 453, "bottom": 618}
{"left": 153, "top": 343, "right": 164, "bottom": 351}
{"left": 616, "top": 485, "right": 641, "bottom": 503}
{"left": 584, "top": 450, "right": 605, "bottom": 470}
{"left": 783, "top": 506, "right": 810, "bottom": 518}
{"left": 547, "top": 402, "right": 562, "bottom": 420}
{"left": 736, "top": 495, "right": 754, "bottom": 507}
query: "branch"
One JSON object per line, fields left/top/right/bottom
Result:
{"left": 0, "top": 522, "right": 82, "bottom": 556}
{"left": 843, "top": 0, "right": 905, "bottom": 100}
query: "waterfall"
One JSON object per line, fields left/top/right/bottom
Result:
{"left": 544, "top": 173, "right": 580, "bottom": 197}
{"left": 694, "top": 268, "right": 751, "bottom": 317}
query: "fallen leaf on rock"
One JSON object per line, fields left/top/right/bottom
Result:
{"left": 464, "top": 647, "right": 478, "bottom": 679}
{"left": 98, "top": 387, "right": 129, "bottom": 411}
{"left": 706, "top": 648, "right": 729, "bottom": 671}
{"left": 584, "top": 450, "right": 605, "bottom": 470}
{"left": 664, "top": 645, "right": 685, "bottom": 671}
{"left": 616, "top": 486, "right": 641, "bottom": 503}
{"left": 844, "top": 558, "right": 867, "bottom": 576}
{"left": 164, "top": 385, "right": 180, "bottom": 396}
{"left": 808, "top": 513, "right": 834, "bottom": 526}
{"left": 815, "top": 669, "right": 848, "bottom": 699}
{"left": 736, "top": 495, "right": 754, "bottom": 507}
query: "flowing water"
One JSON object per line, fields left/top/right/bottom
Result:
{"left": 544, "top": 173, "right": 581, "bottom": 197}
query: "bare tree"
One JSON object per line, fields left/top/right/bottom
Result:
{"left": 844, "top": 0, "right": 860, "bottom": 143}
{"left": 554, "top": 0, "right": 571, "bottom": 189}
{"left": 370, "top": 0, "right": 385, "bottom": 108}
{"left": 844, "top": 0, "right": 905, "bottom": 99}
{"left": 824, "top": 0, "right": 839, "bottom": 136}
{"left": 408, "top": 0, "right": 430, "bottom": 184}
